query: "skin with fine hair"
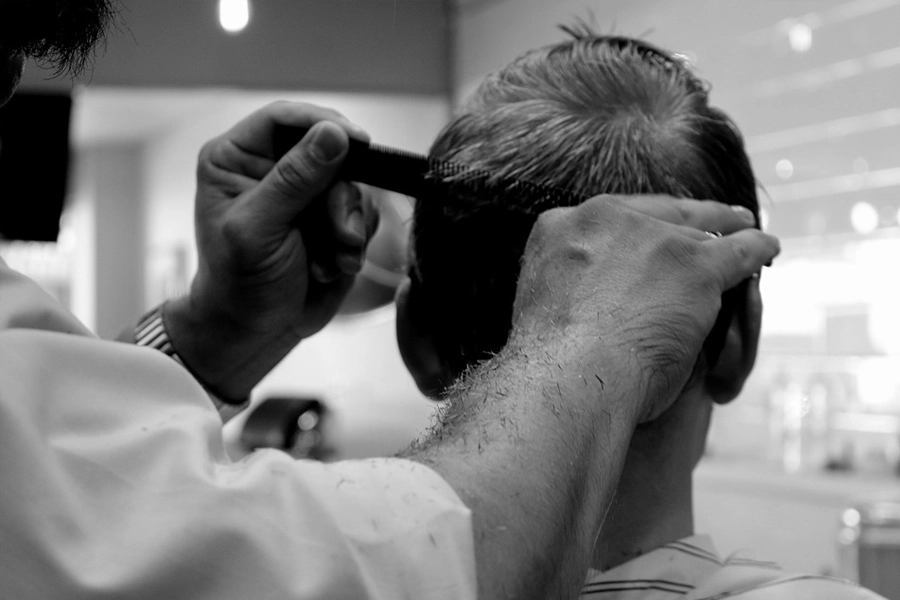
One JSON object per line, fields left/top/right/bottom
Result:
{"left": 404, "top": 29, "right": 759, "bottom": 390}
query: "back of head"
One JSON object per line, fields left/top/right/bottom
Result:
{"left": 408, "top": 26, "right": 759, "bottom": 384}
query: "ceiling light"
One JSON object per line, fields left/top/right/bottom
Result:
{"left": 219, "top": 0, "right": 250, "bottom": 34}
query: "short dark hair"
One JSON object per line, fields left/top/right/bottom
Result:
{"left": 0, "top": 0, "right": 117, "bottom": 76}
{"left": 409, "top": 26, "right": 759, "bottom": 380}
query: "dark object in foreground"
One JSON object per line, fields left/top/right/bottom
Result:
{"left": 240, "top": 396, "right": 333, "bottom": 460}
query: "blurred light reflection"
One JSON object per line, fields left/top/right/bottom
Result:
{"left": 851, "top": 202, "right": 879, "bottom": 233}
{"left": 789, "top": 23, "right": 813, "bottom": 52}
{"left": 776, "top": 159, "right": 795, "bottom": 180}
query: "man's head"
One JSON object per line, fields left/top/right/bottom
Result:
{"left": 0, "top": 0, "right": 117, "bottom": 106}
{"left": 396, "top": 27, "right": 761, "bottom": 400}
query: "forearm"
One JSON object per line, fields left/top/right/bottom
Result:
{"left": 405, "top": 340, "right": 639, "bottom": 600}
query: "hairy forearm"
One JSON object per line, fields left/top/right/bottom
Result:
{"left": 404, "top": 340, "right": 638, "bottom": 600}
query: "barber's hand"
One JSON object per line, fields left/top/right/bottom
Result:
{"left": 510, "top": 195, "right": 779, "bottom": 423}
{"left": 165, "top": 102, "right": 379, "bottom": 401}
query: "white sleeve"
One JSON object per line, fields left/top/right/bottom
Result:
{"left": 0, "top": 264, "right": 476, "bottom": 600}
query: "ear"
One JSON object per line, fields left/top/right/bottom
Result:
{"left": 395, "top": 276, "right": 455, "bottom": 399}
{"left": 702, "top": 276, "right": 763, "bottom": 405}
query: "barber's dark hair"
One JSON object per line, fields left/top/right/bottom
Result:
{"left": 0, "top": 0, "right": 117, "bottom": 77}
{"left": 409, "top": 25, "right": 759, "bottom": 381}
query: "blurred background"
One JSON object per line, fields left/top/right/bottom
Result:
{"left": 1, "top": 0, "right": 898, "bottom": 592}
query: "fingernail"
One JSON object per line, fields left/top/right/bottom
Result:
{"left": 307, "top": 123, "right": 344, "bottom": 164}
{"left": 346, "top": 121, "right": 369, "bottom": 138}
{"left": 731, "top": 205, "right": 755, "bottom": 223}
{"left": 311, "top": 261, "right": 338, "bottom": 283}
{"left": 310, "top": 262, "right": 327, "bottom": 282}
{"left": 347, "top": 208, "right": 366, "bottom": 244}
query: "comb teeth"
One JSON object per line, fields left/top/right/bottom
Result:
{"left": 273, "top": 124, "right": 587, "bottom": 214}
{"left": 366, "top": 142, "right": 426, "bottom": 163}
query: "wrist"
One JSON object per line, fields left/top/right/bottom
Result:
{"left": 134, "top": 303, "right": 250, "bottom": 418}
{"left": 161, "top": 294, "right": 297, "bottom": 403}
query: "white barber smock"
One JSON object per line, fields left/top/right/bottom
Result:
{"left": 0, "top": 259, "right": 476, "bottom": 600}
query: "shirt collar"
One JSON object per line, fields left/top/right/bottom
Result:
{"left": 581, "top": 535, "right": 723, "bottom": 599}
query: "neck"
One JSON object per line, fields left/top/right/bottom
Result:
{"left": 589, "top": 392, "right": 710, "bottom": 572}
{"left": 591, "top": 470, "right": 694, "bottom": 571}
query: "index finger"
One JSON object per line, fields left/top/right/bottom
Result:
{"left": 707, "top": 228, "right": 780, "bottom": 291}
{"left": 225, "top": 100, "right": 370, "bottom": 161}
{"left": 619, "top": 195, "right": 759, "bottom": 233}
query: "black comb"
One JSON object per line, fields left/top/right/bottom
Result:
{"left": 272, "top": 125, "right": 587, "bottom": 215}
{"left": 273, "top": 124, "right": 734, "bottom": 368}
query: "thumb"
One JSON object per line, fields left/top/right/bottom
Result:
{"left": 257, "top": 121, "right": 349, "bottom": 224}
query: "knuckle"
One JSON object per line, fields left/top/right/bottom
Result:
{"left": 575, "top": 194, "right": 611, "bottom": 220}
{"left": 196, "top": 139, "right": 219, "bottom": 176}
{"left": 560, "top": 239, "right": 592, "bottom": 265}
{"left": 272, "top": 157, "right": 318, "bottom": 197}
{"left": 270, "top": 99, "right": 305, "bottom": 114}
{"left": 537, "top": 204, "right": 566, "bottom": 223}
{"left": 527, "top": 208, "right": 568, "bottom": 254}
{"left": 325, "top": 183, "right": 348, "bottom": 220}
{"left": 530, "top": 209, "right": 556, "bottom": 240}
{"left": 673, "top": 200, "right": 693, "bottom": 225}
{"left": 321, "top": 107, "right": 348, "bottom": 122}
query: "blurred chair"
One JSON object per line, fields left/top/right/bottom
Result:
{"left": 240, "top": 396, "right": 334, "bottom": 460}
